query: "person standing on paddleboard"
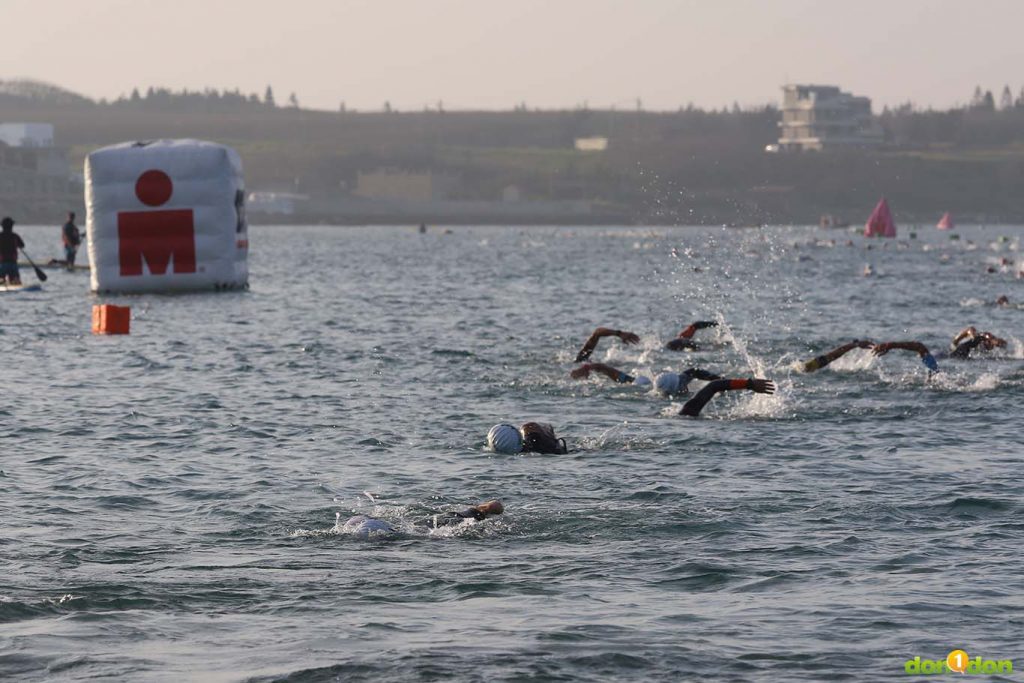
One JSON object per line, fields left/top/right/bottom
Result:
{"left": 0, "top": 217, "right": 25, "bottom": 285}
{"left": 61, "top": 211, "right": 82, "bottom": 271}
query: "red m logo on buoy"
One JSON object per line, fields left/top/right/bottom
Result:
{"left": 118, "top": 169, "right": 196, "bottom": 276}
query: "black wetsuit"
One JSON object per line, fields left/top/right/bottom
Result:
{"left": 521, "top": 423, "right": 568, "bottom": 454}
{"left": 666, "top": 321, "right": 718, "bottom": 351}
{"left": 428, "top": 508, "right": 489, "bottom": 528}
{"left": 680, "top": 379, "right": 740, "bottom": 417}
{"left": 949, "top": 337, "right": 986, "bottom": 360}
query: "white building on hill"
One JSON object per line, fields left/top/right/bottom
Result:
{"left": 775, "top": 85, "right": 882, "bottom": 152}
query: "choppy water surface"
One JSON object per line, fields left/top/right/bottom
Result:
{"left": 1, "top": 224, "right": 1022, "bottom": 682}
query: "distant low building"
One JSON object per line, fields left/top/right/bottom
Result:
{"left": 355, "top": 169, "right": 458, "bottom": 201}
{"left": 574, "top": 136, "right": 608, "bottom": 152}
{"left": 0, "top": 123, "right": 55, "bottom": 148}
{"left": 776, "top": 85, "right": 882, "bottom": 151}
{"left": 0, "top": 122, "right": 77, "bottom": 219}
{"left": 247, "top": 191, "right": 309, "bottom": 215}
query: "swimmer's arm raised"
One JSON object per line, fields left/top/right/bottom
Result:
{"left": 801, "top": 339, "right": 874, "bottom": 372}
{"left": 872, "top": 341, "right": 930, "bottom": 358}
{"left": 677, "top": 320, "right": 718, "bottom": 339}
{"left": 683, "top": 367, "right": 722, "bottom": 381}
{"left": 575, "top": 327, "right": 640, "bottom": 362}
{"left": 679, "top": 378, "right": 774, "bottom": 417}
{"left": 950, "top": 327, "right": 979, "bottom": 351}
{"left": 571, "top": 362, "right": 634, "bottom": 383}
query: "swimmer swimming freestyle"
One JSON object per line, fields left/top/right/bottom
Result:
{"left": 872, "top": 341, "right": 940, "bottom": 373}
{"left": 340, "top": 500, "right": 505, "bottom": 536}
{"left": 487, "top": 422, "right": 568, "bottom": 454}
{"left": 664, "top": 320, "right": 719, "bottom": 351}
{"left": 570, "top": 362, "right": 721, "bottom": 396}
{"left": 948, "top": 326, "right": 1007, "bottom": 359}
{"left": 573, "top": 321, "right": 719, "bottom": 362}
{"left": 491, "top": 374, "right": 774, "bottom": 446}
{"left": 798, "top": 340, "right": 875, "bottom": 372}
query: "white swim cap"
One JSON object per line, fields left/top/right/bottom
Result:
{"left": 487, "top": 424, "right": 523, "bottom": 454}
{"left": 632, "top": 375, "right": 653, "bottom": 389}
{"left": 342, "top": 515, "right": 394, "bottom": 537}
{"left": 654, "top": 372, "right": 681, "bottom": 396}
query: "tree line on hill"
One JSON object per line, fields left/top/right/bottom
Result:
{"left": 4, "top": 79, "right": 1024, "bottom": 224}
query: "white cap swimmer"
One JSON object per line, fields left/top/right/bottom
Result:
{"left": 487, "top": 424, "right": 523, "bottom": 454}
{"left": 632, "top": 375, "right": 653, "bottom": 389}
{"left": 654, "top": 372, "right": 682, "bottom": 396}
{"left": 341, "top": 515, "right": 395, "bottom": 537}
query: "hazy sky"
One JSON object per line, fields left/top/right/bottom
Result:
{"left": 6, "top": 0, "right": 1024, "bottom": 112}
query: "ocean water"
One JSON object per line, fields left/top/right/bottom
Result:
{"left": 1, "top": 223, "right": 1022, "bottom": 682}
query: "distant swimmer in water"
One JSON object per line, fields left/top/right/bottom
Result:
{"left": 487, "top": 422, "right": 568, "bottom": 454}
{"left": 665, "top": 320, "right": 719, "bottom": 351}
{"left": 948, "top": 326, "right": 1007, "bottom": 359}
{"left": 872, "top": 341, "right": 939, "bottom": 373}
{"left": 571, "top": 362, "right": 720, "bottom": 395}
{"left": 568, "top": 363, "right": 773, "bottom": 416}
{"left": 574, "top": 327, "right": 640, "bottom": 362}
{"left": 574, "top": 321, "right": 718, "bottom": 362}
{"left": 797, "top": 340, "right": 875, "bottom": 372}
{"left": 996, "top": 295, "right": 1010, "bottom": 307}
{"left": 340, "top": 500, "right": 505, "bottom": 536}
{"left": 426, "top": 499, "right": 504, "bottom": 529}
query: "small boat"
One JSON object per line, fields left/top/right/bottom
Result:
{"left": 1, "top": 283, "right": 42, "bottom": 293}
{"left": 864, "top": 198, "right": 897, "bottom": 238}
{"left": 936, "top": 212, "right": 954, "bottom": 230}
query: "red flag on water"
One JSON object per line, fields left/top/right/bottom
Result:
{"left": 936, "top": 212, "right": 954, "bottom": 230}
{"left": 864, "top": 198, "right": 896, "bottom": 238}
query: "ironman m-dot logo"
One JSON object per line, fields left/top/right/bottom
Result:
{"left": 118, "top": 169, "right": 196, "bottom": 276}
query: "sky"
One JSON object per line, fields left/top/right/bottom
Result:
{"left": 5, "top": 0, "right": 1024, "bottom": 112}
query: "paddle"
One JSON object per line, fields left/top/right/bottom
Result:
{"left": 19, "top": 249, "right": 47, "bottom": 282}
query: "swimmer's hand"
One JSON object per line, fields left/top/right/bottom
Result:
{"left": 570, "top": 364, "right": 592, "bottom": 379}
{"left": 618, "top": 331, "right": 640, "bottom": 345}
{"left": 473, "top": 500, "right": 504, "bottom": 517}
{"left": 750, "top": 379, "right": 775, "bottom": 395}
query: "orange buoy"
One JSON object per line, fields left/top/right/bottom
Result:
{"left": 91, "top": 304, "right": 130, "bottom": 335}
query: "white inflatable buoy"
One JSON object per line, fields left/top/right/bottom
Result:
{"left": 85, "top": 139, "right": 248, "bottom": 293}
